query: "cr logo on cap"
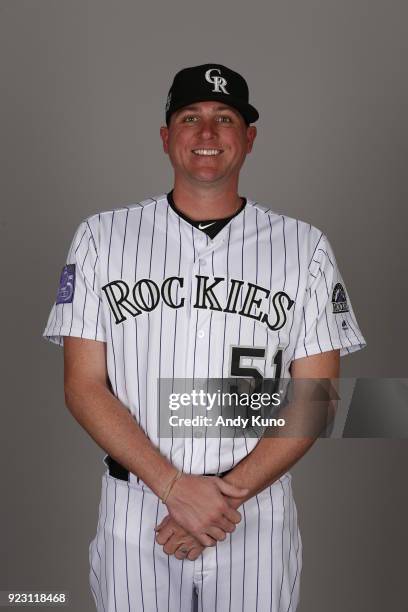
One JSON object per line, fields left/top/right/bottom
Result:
{"left": 205, "top": 68, "right": 229, "bottom": 94}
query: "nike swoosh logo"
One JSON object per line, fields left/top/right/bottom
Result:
{"left": 198, "top": 222, "right": 216, "bottom": 229}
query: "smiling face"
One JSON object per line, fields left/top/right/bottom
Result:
{"left": 160, "top": 101, "right": 257, "bottom": 189}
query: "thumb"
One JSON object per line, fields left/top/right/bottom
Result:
{"left": 215, "top": 478, "right": 250, "bottom": 498}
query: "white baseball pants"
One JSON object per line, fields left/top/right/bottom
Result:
{"left": 89, "top": 472, "right": 302, "bottom": 611}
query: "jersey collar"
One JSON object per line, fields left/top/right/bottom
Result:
{"left": 166, "top": 190, "right": 247, "bottom": 239}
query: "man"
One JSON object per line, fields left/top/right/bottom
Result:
{"left": 43, "top": 63, "right": 366, "bottom": 611}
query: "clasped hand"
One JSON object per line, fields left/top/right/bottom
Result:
{"left": 155, "top": 473, "right": 248, "bottom": 561}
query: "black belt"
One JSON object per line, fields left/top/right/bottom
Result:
{"left": 104, "top": 456, "right": 231, "bottom": 482}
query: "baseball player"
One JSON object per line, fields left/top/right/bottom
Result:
{"left": 43, "top": 63, "right": 367, "bottom": 611}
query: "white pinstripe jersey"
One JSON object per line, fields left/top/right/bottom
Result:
{"left": 43, "top": 194, "right": 366, "bottom": 476}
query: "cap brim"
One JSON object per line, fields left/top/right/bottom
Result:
{"left": 167, "top": 93, "right": 259, "bottom": 124}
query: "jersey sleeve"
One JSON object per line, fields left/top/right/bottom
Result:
{"left": 293, "top": 233, "right": 367, "bottom": 359}
{"left": 42, "top": 218, "right": 106, "bottom": 346}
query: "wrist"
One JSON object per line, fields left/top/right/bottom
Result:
{"left": 161, "top": 469, "right": 183, "bottom": 503}
{"left": 145, "top": 462, "right": 179, "bottom": 499}
{"left": 222, "top": 474, "right": 251, "bottom": 508}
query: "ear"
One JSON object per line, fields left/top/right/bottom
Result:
{"left": 246, "top": 125, "right": 257, "bottom": 153}
{"left": 160, "top": 126, "right": 169, "bottom": 153}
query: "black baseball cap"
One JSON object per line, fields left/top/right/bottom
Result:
{"left": 165, "top": 63, "right": 259, "bottom": 125}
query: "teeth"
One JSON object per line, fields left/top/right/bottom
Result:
{"left": 193, "top": 149, "right": 222, "bottom": 156}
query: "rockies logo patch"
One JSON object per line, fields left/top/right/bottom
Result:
{"left": 332, "top": 282, "right": 349, "bottom": 314}
{"left": 56, "top": 264, "right": 76, "bottom": 304}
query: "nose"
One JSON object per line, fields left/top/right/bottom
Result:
{"left": 197, "top": 117, "right": 217, "bottom": 140}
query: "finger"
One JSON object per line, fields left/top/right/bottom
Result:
{"left": 217, "top": 517, "right": 237, "bottom": 533}
{"left": 174, "top": 548, "right": 189, "bottom": 560}
{"left": 187, "top": 547, "right": 204, "bottom": 561}
{"left": 196, "top": 532, "right": 218, "bottom": 547}
{"left": 205, "top": 526, "right": 227, "bottom": 542}
{"left": 223, "top": 505, "right": 242, "bottom": 525}
{"left": 155, "top": 523, "right": 175, "bottom": 544}
{"left": 155, "top": 526, "right": 175, "bottom": 546}
{"left": 164, "top": 536, "right": 190, "bottom": 555}
{"left": 215, "top": 479, "right": 250, "bottom": 498}
{"left": 155, "top": 515, "right": 171, "bottom": 532}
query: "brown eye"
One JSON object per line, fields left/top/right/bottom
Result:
{"left": 217, "top": 116, "right": 232, "bottom": 123}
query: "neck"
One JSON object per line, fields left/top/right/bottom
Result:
{"left": 172, "top": 181, "right": 242, "bottom": 221}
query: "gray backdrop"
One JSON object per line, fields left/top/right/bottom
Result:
{"left": 1, "top": 1, "right": 407, "bottom": 610}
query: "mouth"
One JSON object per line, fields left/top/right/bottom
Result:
{"left": 192, "top": 148, "right": 223, "bottom": 156}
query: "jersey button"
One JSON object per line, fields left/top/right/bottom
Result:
{"left": 197, "top": 330, "right": 205, "bottom": 339}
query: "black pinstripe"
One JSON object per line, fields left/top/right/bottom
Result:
{"left": 80, "top": 238, "right": 91, "bottom": 337}
{"left": 112, "top": 479, "right": 118, "bottom": 612}
{"left": 239, "top": 208, "right": 249, "bottom": 456}
{"left": 203, "top": 245, "right": 216, "bottom": 474}
{"left": 285, "top": 478, "right": 292, "bottom": 612}
{"left": 133, "top": 205, "right": 144, "bottom": 427}
{"left": 277, "top": 479, "right": 286, "bottom": 610}
{"left": 138, "top": 490, "right": 146, "bottom": 612}
{"left": 144, "top": 200, "right": 158, "bottom": 439}
{"left": 308, "top": 232, "right": 324, "bottom": 268}
{"left": 314, "top": 290, "right": 324, "bottom": 352}
{"left": 255, "top": 494, "right": 260, "bottom": 612}
{"left": 188, "top": 226, "right": 198, "bottom": 475}
{"left": 178, "top": 559, "right": 185, "bottom": 612}
{"left": 287, "top": 481, "right": 301, "bottom": 612}
{"left": 157, "top": 203, "right": 169, "bottom": 450}
{"left": 220, "top": 226, "right": 235, "bottom": 468}
{"left": 94, "top": 487, "right": 106, "bottom": 612}
{"left": 124, "top": 483, "right": 130, "bottom": 612}
{"left": 200, "top": 555, "right": 204, "bottom": 612}
{"left": 152, "top": 498, "right": 160, "bottom": 612}
{"left": 90, "top": 499, "right": 104, "bottom": 612}
{"left": 228, "top": 529, "right": 233, "bottom": 612}
{"left": 107, "top": 211, "right": 119, "bottom": 395}
{"left": 269, "top": 487, "right": 274, "bottom": 612}
{"left": 277, "top": 216, "right": 287, "bottom": 349}
{"left": 169, "top": 214, "right": 182, "bottom": 467}
{"left": 241, "top": 503, "right": 247, "bottom": 612}
{"left": 94, "top": 299, "right": 101, "bottom": 340}
{"left": 286, "top": 220, "right": 301, "bottom": 356}
{"left": 120, "top": 209, "right": 130, "bottom": 406}
{"left": 103, "top": 479, "right": 109, "bottom": 604}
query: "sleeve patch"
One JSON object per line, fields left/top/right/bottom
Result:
{"left": 332, "top": 282, "right": 349, "bottom": 314}
{"left": 56, "top": 264, "right": 76, "bottom": 304}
